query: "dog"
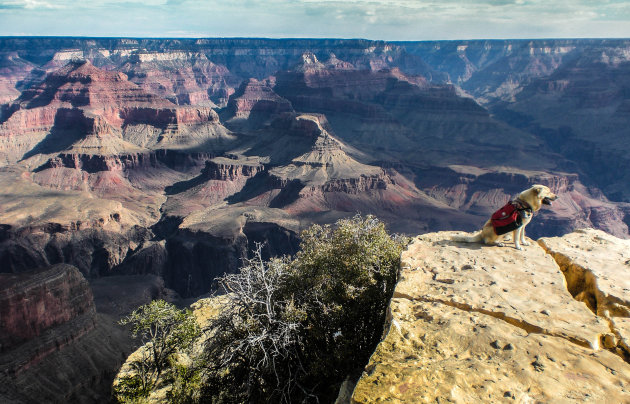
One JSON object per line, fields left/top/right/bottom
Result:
{"left": 452, "top": 184, "right": 558, "bottom": 250}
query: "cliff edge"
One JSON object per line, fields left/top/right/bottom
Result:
{"left": 352, "top": 229, "right": 630, "bottom": 402}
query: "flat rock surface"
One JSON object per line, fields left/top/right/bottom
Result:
{"left": 352, "top": 231, "right": 630, "bottom": 403}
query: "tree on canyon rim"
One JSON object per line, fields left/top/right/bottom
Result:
{"left": 200, "top": 214, "right": 408, "bottom": 403}
{"left": 114, "top": 215, "right": 406, "bottom": 403}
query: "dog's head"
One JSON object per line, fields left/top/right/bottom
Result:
{"left": 520, "top": 184, "right": 558, "bottom": 211}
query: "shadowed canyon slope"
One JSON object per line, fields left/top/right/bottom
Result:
{"left": 0, "top": 37, "right": 629, "bottom": 402}
{"left": 353, "top": 229, "right": 630, "bottom": 402}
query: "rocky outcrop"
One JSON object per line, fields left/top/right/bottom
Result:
{"left": 0, "top": 264, "right": 122, "bottom": 402}
{"left": 203, "top": 158, "right": 265, "bottom": 181}
{"left": 0, "top": 261, "right": 172, "bottom": 404}
{"left": 0, "top": 264, "right": 95, "bottom": 352}
{"left": 44, "top": 151, "right": 156, "bottom": 172}
{"left": 0, "top": 313, "right": 134, "bottom": 403}
{"left": 353, "top": 230, "right": 630, "bottom": 402}
{"left": 225, "top": 78, "right": 293, "bottom": 129}
{"left": 539, "top": 229, "right": 630, "bottom": 359}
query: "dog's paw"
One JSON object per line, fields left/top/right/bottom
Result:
{"left": 496, "top": 242, "right": 505, "bottom": 247}
{"left": 521, "top": 241, "right": 530, "bottom": 246}
{"left": 515, "top": 245, "right": 523, "bottom": 250}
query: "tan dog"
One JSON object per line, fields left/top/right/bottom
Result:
{"left": 453, "top": 184, "right": 558, "bottom": 250}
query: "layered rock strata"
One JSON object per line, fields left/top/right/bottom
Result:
{"left": 120, "top": 51, "right": 238, "bottom": 107}
{"left": 0, "top": 264, "right": 95, "bottom": 352}
{"left": 0, "top": 267, "right": 171, "bottom": 403}
{"left": 0, "top": 60, "right": 234, "bottom": 164}
{"left": 224, "top": 78, "right": 293, "bottom": 129}
{"left": 352, "top": 230, "right": 630, "bottom": 402}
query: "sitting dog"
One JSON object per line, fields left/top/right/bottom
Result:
{"left": 452, "top": 184, "right": 558, "bottom": 250}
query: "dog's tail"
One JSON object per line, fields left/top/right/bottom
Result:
{"left": 451, "top": 232, "right": 483, "bottom": 243}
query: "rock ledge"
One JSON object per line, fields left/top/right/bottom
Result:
{"left": 352, "top": 230, "right": 630, "bottom": 403}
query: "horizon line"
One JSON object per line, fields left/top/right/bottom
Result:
{"left": 1, "top": 35, "right": 630, "bottom": 43}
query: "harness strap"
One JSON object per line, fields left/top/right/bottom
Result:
{"left": 513, "top": 198, "right": 533, "bottom": 215}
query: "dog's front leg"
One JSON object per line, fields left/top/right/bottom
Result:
{"left": 513, "top": 228, "right": 522, "bottom": 250}
{"left": 520, "top": 225, "right": 530, "bottom": 246}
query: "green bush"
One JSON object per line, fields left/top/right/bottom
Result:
{"left": 201, "top": 214, "right": 407, "bottom": 403}
{"left": 165, "top": 362, "right": 203, "bottom": 404}
{"left": 115, "top": 300, "right": 201, "bottom": 402}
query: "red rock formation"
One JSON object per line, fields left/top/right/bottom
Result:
{"left": 204, "top": 159, "right": 265, "bottom": 181}
{"left": 162, "top": 158, "right": 265, "bottom": 217}
{"left": 0, "top": 51, "right": 38, "bottom": 104}
{"left": 0, "top": 264, "right": 95, "bottom": 352}
{"left": 120, "top": 51, "right": 240, "bottom": 107}
{"left": 225, "top": 78, "right": 293, "bottom": 129}
{"left": 0, "top": 60, "right": 232, "bottom": 164}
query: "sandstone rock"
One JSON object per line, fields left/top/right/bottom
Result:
{"left": 538, "top": 229, "right": 630, "bottom": 317}
{"left": 352, "top": 231, "right": 630, "bottom": 402}
{"left": 539, "top": 228, "right": 630, "bottom": 359}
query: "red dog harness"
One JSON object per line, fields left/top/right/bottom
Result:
{"left": 491, "top": 199, "right": 533, "bottom": 236}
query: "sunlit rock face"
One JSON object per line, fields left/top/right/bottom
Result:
{"left": 353, "top": 229, "right": 630, "bottom": 403}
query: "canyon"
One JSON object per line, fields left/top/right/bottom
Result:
{"left": 0, "top": 37, "right": 629, "bottom": 402}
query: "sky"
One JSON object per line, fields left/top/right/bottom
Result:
{"left": 0, "top": 0, "right": 629, "bottom": 40}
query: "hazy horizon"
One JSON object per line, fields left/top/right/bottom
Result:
{"left": 2, "top": 35, "right": 630, "bottom": 41}
{"left": 0, "top": 0, "right": 629, "bottom": 41}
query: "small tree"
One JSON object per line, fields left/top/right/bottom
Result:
{"left": 289, "top": 214, "right": 406, "bottom": 399}
{"left": 116, "top": 300, "right": 201, "bottom": 400}
{"left": 202, "top": 247, "right": 306, "bottom": 403}
{"left": 201, "top": 214, "right": 407, "bottom": 403}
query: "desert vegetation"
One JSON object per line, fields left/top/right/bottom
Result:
{"left": 114, "top": 300, "right": 201, "bottom": 402}
{"left": 114, "top": 214, "right": 407, "bottom": 403}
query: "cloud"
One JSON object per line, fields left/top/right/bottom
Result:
{"left": 0, "top": 0, "right": 66, "bottom": 9}
{"left": 0, "top": 0, "right": 628, "bottom": 39}
{"left": 0, "top": 4, "right": 25, "bottom": 9}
